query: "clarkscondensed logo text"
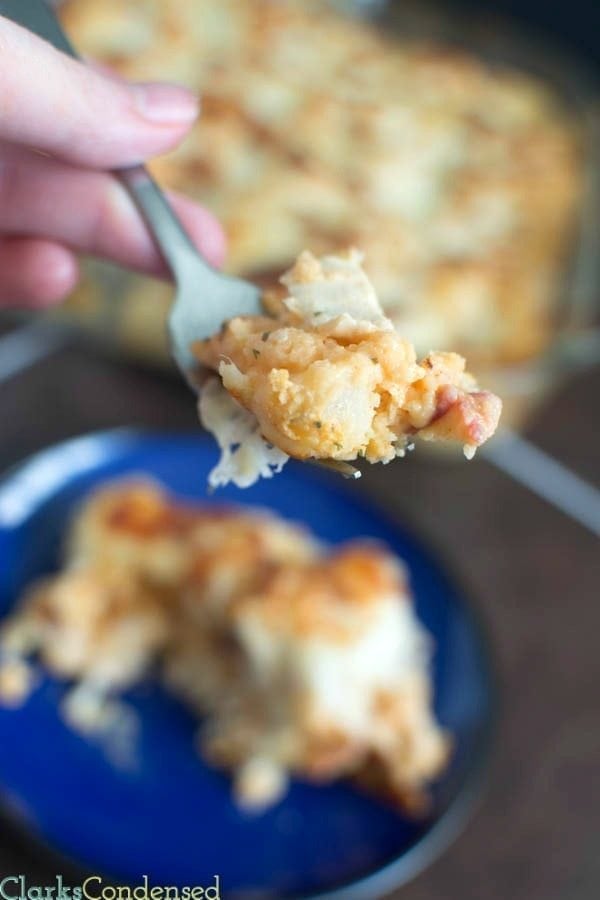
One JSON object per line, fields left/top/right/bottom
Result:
{"left": 0, "top": 876, "right": 221, "bottom": 900}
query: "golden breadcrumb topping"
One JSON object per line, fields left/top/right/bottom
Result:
{"left": 69, "top": 480, "right": 315, "bottom": 588}
{"left": 229, "top": 544, "right": 406, "bottom": 642}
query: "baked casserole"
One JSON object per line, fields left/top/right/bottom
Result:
{"left": 59, "top": 0, "right": 582, "bottom": 370}
{"left": 0, "top": 480, "right": 450, "bottom": 813}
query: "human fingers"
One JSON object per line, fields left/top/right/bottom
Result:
{"left": 0, "top": 144, "right": 226, "bottom": 275}
{"left": 0, "top": 16, "right": 199, "bottom": 168}
{"left": 0, "top": 237, "right": 78, "bottom": 308}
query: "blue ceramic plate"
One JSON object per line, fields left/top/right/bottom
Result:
{"left": 0, "top": 431, "right": 495, "bottom": 899}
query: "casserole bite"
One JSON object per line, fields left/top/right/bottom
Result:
{"left": 194, "top": 250, "right": 502, "bottom": 488}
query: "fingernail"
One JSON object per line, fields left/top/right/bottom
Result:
{"left": 133, "top": 82, "right": 199, "bottom": 125}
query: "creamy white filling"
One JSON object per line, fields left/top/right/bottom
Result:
{"left": 281, "top": 250, "right": 391, "bottom": 329}
{"left": 235, "top": 594, "right": 430, "bottom": 737}
{"left": 198, "top": 376, "right": 288, "bottom": 489}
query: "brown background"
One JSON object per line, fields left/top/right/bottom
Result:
{"left": 0, "top": 336, "right": 598, "bottom": 900}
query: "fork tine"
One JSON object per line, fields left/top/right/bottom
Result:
{"left": 309, "top": 459, "right": 362, "bottom": 479}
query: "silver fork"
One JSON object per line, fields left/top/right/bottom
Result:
{"left": 1, "top": 0, "right": 360, "bottom": 480}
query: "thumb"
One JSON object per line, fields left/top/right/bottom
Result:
{"left": 0, "top": 16, "right": 199, "bottom": 168}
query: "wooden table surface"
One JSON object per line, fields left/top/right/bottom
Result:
{"left": 0, "top": 330, "right": 598, "bottom": 900}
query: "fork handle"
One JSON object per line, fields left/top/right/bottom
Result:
{"left": 0, "top": 0, "right": 209, "bottom": 281}
{"left": 116, "top": 165, "right": 203, "bottom": 278}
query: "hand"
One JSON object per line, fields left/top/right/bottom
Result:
{"left": 0, "top": 16, "right": 226, "bottom": 308}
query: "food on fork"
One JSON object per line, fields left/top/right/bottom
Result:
{"left": 0, "top": 480, "right": 450, "bottom": 813}
{"left": 194, "top": 250, "right": 502, "bottom": 488}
